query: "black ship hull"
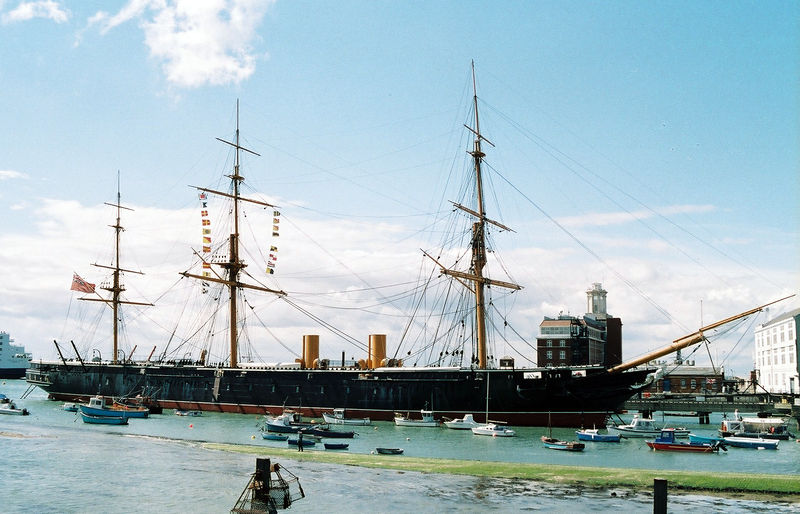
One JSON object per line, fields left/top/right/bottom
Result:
{"left": 26, "top": 361, "right": 653, "bottom": 427}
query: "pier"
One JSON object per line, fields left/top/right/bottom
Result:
{"left": 623, "top": 393, "right": 800, "bottom": 426}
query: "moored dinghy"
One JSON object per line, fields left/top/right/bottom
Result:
{"left": 80, "top": 412, "right": 128, "bottom": 425}
{"left": 261, "top": 432, "right": 289, "bottom": 441}
{"left": 375, "top": 447, "right": 403, "bottom": 455}
{"left": 542, "top": 436, "right": 585, "bottom": 451}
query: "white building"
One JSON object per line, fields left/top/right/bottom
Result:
{"left": 753, "top": 308, "right": 800, "bottom": 394}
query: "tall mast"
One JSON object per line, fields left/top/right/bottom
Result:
{"left": 183, "top": 101, "right": 286, "bottom": 368}
{"left": 429, "top": 62, "right": 521, "bottom": 370}
{"left": 228, "top": 101, "right": 243, "bottom": 369}
{"left": 81, "top": 173, "right": 152, "bottom": 363}
{"left": 470, "top": 61, "right": 489, "bottom": 369}
{"left": 111, "top": 178, "right": 123, "bottom": 363}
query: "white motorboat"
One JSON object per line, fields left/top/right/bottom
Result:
{"left": 322, "top": 408, "right": 371, "bottom": 426}
{"left": 607, "top": 414, "right": 688, "bottom": 438}
{"left": 0, "top": 397, "right": 29, "bottom": 416}
{"left": 394, "top": 409, "right": 440, "bottom": 427}
{"left": 444, "top": 414, "right": 481, "bottom": 430}
{"left": 471, "top": 423, "right": 515, "bottom": 437}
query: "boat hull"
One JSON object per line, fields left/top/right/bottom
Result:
{"left": 26, "top": 362, "right": 653, "bottom": 428}
{"left": 575, "top": 430, "right": 620, "bottom": 442}
{"left": 723, "top": 436, "right": 779, "bottom": 449}
{"left": 646, "top": 442, "right": 717, "bottom": 453}
{"left": 80, "top": 412, "right": 128, "bottom": 425}
{"left": 0, "top": 407, "right": 29, "bottom": 415}
{"left": 542, "top": 437, "right": 585, "bottom": 451}
{"left": 375, "top": 448, "right": 403, "bottom": 455}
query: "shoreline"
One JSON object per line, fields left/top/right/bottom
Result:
{"left": 204, "top": 442, "right": 800, "bottom": 503}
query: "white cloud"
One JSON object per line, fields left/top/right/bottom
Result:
{"left": 0, "top": 169, "right": 27, "bottom": 180}
{"left": 558, "top": 204, "right": 716, "bottom": 228}
{"left": 1, "top": 0, "right": 69, "bottom": 24}
{"left": 87, "top": 0, "right": 275, "bottom": 88}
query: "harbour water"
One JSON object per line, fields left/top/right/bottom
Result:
{"left": 2, "top": 380, "right": 798, "bottom": 513}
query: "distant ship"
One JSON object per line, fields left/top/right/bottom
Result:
{"left": 25, "top": 66, "right": 787, "bottom": 427}
{"left": 0, "top": 332, "right": 32, "bottom": 379}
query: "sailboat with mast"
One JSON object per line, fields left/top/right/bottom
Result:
{"left": 26, "top": 68, "right": 787, "bottom": 428}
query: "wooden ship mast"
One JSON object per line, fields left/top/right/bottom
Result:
{"left": 80, "top": 176, "right": 152, "bottom": 364}
{"left": 180, "top": 101, "right": 285, "bottom": 368}
{"left": 428, "top": 62, "right": 521, "bottom": 369}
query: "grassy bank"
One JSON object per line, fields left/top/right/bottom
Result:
{"left": 204, "top": 442, "right": 800, "bottom": 501}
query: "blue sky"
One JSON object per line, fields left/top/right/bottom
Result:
{"left": 0, "top": 1, "right": 797, "bottom": 377}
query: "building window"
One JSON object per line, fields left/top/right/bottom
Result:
{"left": 559, "top": 350, "right": 566, "bottom": 360}
{"left": 559, "top": 340, "right": 566, "bottom": 347}
{"left": 546, "top": 351, "right": 552, "bottom": 359}
{"left": 690, "top": 379, "right": 696, "bottom": 389}
{"left": 547, "top": 340, "right": 552, "bottom": 347}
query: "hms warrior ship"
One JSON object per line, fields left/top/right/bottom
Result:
{"left": 26, "top": 69, "right": 781, "bottom": 427}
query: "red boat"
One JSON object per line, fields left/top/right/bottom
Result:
{"left": 646, "top": 429, "right": 724, "bottom": 453}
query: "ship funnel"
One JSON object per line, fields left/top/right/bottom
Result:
{"left": 368, "top": 334, "right": 386, "bottom": 369}
{"left": 302, "top": 335, "right": 320, "bottom": 370}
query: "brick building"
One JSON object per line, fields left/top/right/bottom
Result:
{"left": 536, "top": 283, "right": 622, "bottom": 368}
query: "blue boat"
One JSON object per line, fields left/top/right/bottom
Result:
{"left": 542, "top": 436, "right": 585, "bottom": 451}
{"left": 324, "top": 442, "right": 349, "bottom": 450}
{"left": 261, "top": 432, "right": 289, "bottom": 441}
{"left": 689, "top": 433, "right": 724, "bottom": 445}
{"left": 80, "top": 412, "right": 128, "bottom": 425}
{"left": 79, "top": 396, "right": 148, "bottom": 418}
{"left": 576, "top": 428, "right": 620, "bottom": 442}
{"left": 723, "top": 436, "right": 779, "bottom": 450}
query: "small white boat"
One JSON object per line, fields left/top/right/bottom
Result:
{"left": 607, "top": 414, "right": 688, "bottom": 438}
{"left": 444, "top": 414, "right": 481, "bottom": 430}
{"left": 471, "top": 423, "right": 515, "bottom": 437}
{"left": 394, "top": 409, "right": 440, "bottom": 427}
{"left": 62, "top": 403, "right": 79, "bottom": 412}
{"left": 0, "top": 400, "right": 29, "bottom": 416}
{"left": 575, "top": 428, "right": 621, "bottom": 442}
{"left": 322, "top": 408, "right": 371, "bottom": 426}
{"left": 175, "top": 409, "right": 202, "bottom": 417}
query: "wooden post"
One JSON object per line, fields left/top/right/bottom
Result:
{"left": 254, "top": 458, "right": 271, "bottom": 504}
{"left": 653, "top": 478, "right": 667, "bottom": 514}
